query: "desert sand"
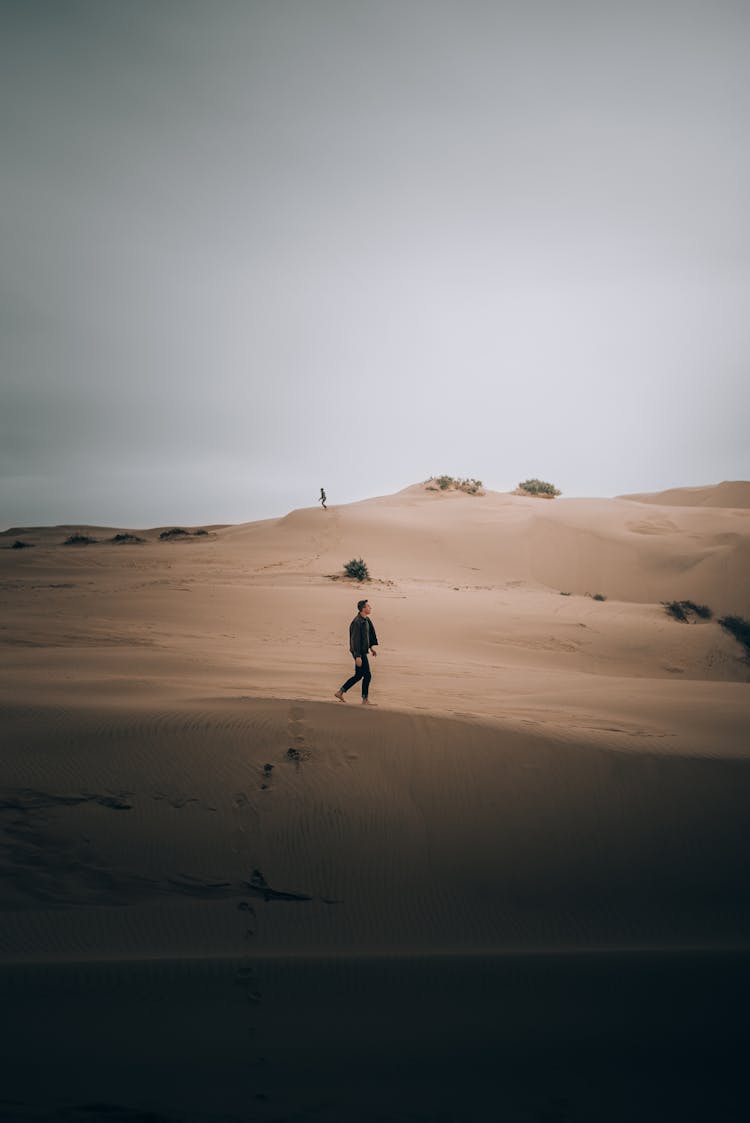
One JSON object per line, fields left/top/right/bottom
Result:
{"left": 1, "top": 481, "right": 749, "bottom": 1121}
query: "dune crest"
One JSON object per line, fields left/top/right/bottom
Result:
{"left": 217, "top": 480, "right": 750, "bottom": 615}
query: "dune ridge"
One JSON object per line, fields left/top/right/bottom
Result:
{"left": 618, "top": 480, "right": 750, "bottom": 508}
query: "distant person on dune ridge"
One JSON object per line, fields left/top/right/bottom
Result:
{"left": 335, "top": 599, "right": 378, "bottom": 705}
{"left": 319, "top": 487, "right": 327, "bottom": 509}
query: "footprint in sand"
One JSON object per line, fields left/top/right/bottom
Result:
{"left": 237, "top": 899, "right": 257, "bottom": 937}
{"left": 288, "top": 705, "right": 307, "bottom": 744}
{"left": 285, "top": 746, "right": 311, "bottom": 764}
{"left": 235, "top": 964, "right": 262, "bottom": 1003}
{"left": 285, "top": 704, "right": 314, "bottom": 766}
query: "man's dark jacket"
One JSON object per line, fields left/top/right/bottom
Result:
{"left": 349, "top": 614, "right": 378, "bottom": 658}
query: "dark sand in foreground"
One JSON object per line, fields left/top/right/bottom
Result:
{"left": 2, "top": 700, "right": 749, "bottom": 1121}
{"left": 3, "top": 950, "right": 749, "bottom": 1121}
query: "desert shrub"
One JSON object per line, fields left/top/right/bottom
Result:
{"left": 111, "top": 533, "right": 145, "bottom": 544}
{"left": 193, "top": 528, "right": 209, "bottom": 536}
{"left": 559, "top": 591, "right": 571, "bottom": 596}
{"left": 11, "top": 539, "right": 33, "bottom": 549}
{"left": 64, "top": 533, "right": 97, "bottom": 545}
{"left": 718, "top": 615, "right": 750, "bottom": 658}
{"left": 426, "top": 476, "right": 484, "bottom": 495}
{"left": 344, "top": 557, "right": 369, "bottom": 581}
{"left": 159, "top": 528, "right": 190, "bottom": 540}
{"left": 663, "top": 600, "right": 713, "bottom": 623}
{"left": 592, "top": 593, "right": 607, "bottom": 602}
{"left": 517, "top": 478, "right": 561, "bottom": 498}
{"left": 685, "top": 601, "right": 712, "bottom": 619}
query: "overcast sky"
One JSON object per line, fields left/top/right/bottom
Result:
{"left": 2, "top": 0, "right": 748, "bottom": 528}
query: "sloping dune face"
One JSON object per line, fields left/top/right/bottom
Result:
{"left": 619, "top": 480, "right": 750, "bottom": 509}
{"left": 222, "top": 481, "right": 750, "bottom": 615}
{"left": 2, "top": 698, "right": 749, "bottom": 960}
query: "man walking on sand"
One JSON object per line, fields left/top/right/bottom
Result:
{"left": 335, "top": 599, "right": 378, "bottom": 705}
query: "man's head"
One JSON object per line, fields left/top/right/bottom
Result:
{"left": 357, "top": 599, "right": 371, "bottom": 615}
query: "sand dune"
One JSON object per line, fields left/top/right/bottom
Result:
{"left": 2, "top": 482, "right": 749, "bottom": 1119}
{"left": 216, "top": 481, "right": 750, "bottom": 613}
{"left": 619, "top": 479, "right": 750, "bottom": 508}
{"left": 2, "top": 477, "right": 749, "bottom": 960}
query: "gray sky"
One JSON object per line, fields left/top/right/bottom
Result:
{"left": 2, "top": 0, "right": 749, "bottom": 528}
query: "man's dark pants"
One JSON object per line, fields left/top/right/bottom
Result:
{"left": 340, "top": 654, "right": 371, "bottom": 699}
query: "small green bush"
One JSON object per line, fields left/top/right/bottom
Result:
{"left": 193, "top": 528, "right": 209, "bottom": 536}
{"left": 426, "top": 476, "right": 484, "bottom": 495}
{"left": 344, "top": 557, "right": 369, "bottom": 581}
{"left": 517, "top": 478, "right": 561, "bottom": 498}
{"left": 592, "top": 593, "right": 607, "bottom": 602}
{"left": 11, "top": 539, "right": 33, "bottom": 549}
{"left": 159, "top": 528, "right": 190, "bottom": 540}
{"left": 718, "top": 615, "right": 750, "bottom": 659}
{"left": 64, "top": 533, "right": 97, "bottom": 545}
{"left": 111, "top": 533, "right": 145, "bottom": 544}
{"left": 559, "top": 591, "right": 571, "bottom": 596}
{"left": 663, "top": 600, "right": 713, "bottom": 623}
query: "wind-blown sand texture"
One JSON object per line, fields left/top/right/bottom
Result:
{"left": 1, "top": 482, "right": 749, "bottom": 1121}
